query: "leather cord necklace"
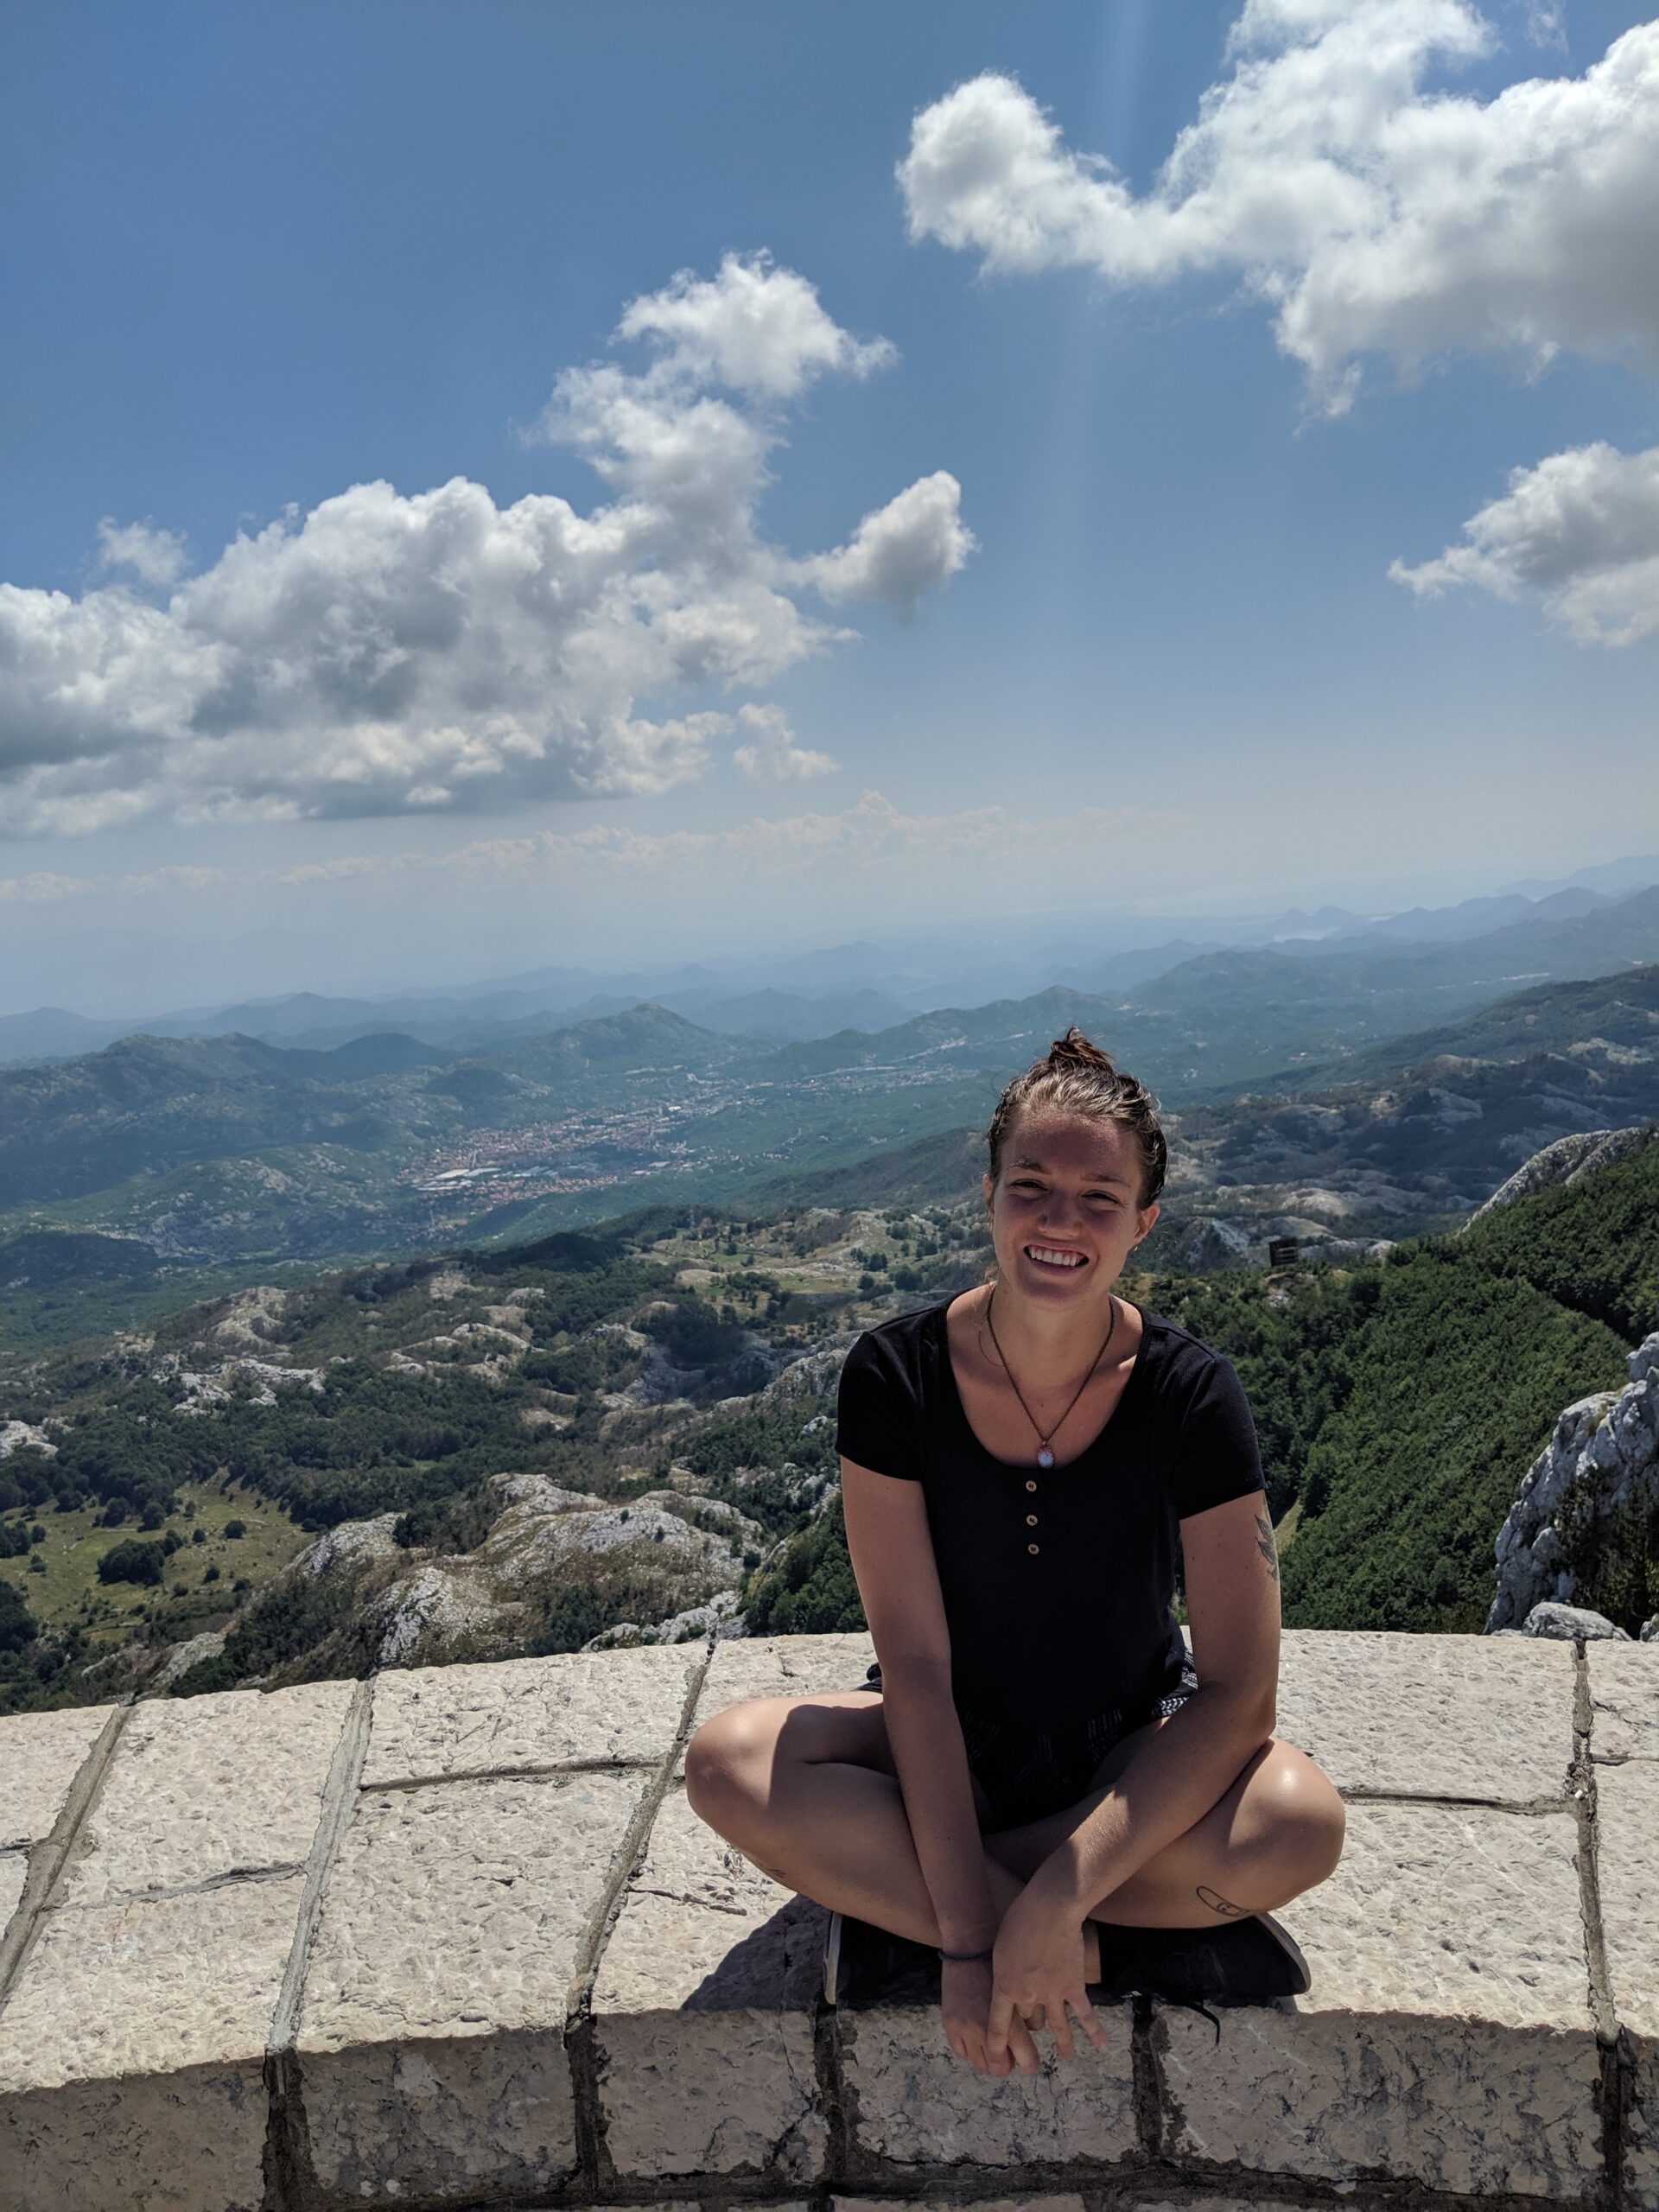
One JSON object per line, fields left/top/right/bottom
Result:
{"left": 983, "top": 1285, "right": 1117, "bottom": 1468}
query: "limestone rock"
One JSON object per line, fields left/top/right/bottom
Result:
{"left": 1469, "top": 1121, "right": 1657, "bottom": 1221}
{"left": 1522, "top": 1600, "right": 1630, "bottom": 1640}
{"left": 298, "top": 1510, "right": 403, "bottom": 1579}
{"left": 1486, "top": 1330, "right": 1659, "bottom": 1633}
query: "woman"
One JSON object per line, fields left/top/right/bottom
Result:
{"left": 685, "top": 1028, "right": 1345, "bottom": 2079}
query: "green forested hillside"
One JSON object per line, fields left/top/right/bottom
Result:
{"left": 1275, "top": 1254, "right": 1629, "bottom": 1630}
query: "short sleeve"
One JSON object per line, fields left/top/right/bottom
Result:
{"left": 836, "top": 1327, "right": 923, "bottom": 1480}
{"left": 1166, "top": 1352, "right": 1264, "bottom": 1519}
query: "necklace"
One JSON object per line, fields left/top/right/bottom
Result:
{"left": 983, "top": 1286, "right": 1118, "bottom": 1468}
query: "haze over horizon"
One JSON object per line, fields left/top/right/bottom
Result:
{"left": 4, "top": 1, "right": 1657, "bottom": 1017}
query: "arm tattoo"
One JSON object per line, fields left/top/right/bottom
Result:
{"left": 1254, "top": 1511, "right": 1280, "bottom": 1582}
{"left": 1198, "top": 1885, "right": 1249, "bottom": 1917}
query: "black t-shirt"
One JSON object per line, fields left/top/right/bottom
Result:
{"left": 835, "top": 1296, "right": 1265, "bottom": 1728}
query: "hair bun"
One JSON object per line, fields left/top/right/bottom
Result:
{"left": 1046, "top": 1025, "right": 1116, "bottom": 1074}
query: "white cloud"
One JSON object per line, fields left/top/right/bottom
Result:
{"left": 96, "top": 518, "right": 189, "bottom": 588}
{"left": 730, "top": 702, "right": 839, "bottom": 781}
{"left": 806, "top": 471, "right": 976, "bottom": 614}
{"left": 613, "top": 251, "right": 896, "bottom": 399}
{"left": 0, "top": 255, "right": 969, "bottom": 836}
{"left": 1390, "top": 440, "right": 1659, "bottom": 644}
{"left": 899, "top": 7, "right": 1659, "bottom": 408}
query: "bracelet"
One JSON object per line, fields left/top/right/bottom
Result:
{"left": 938, "top": 1946, "right": 993, "bottom": 1963}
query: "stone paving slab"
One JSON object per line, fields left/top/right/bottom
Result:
{"left": 363, "top": 1643, "right": 699, "bottom": 1785}
{"left": 842, "top": 1997, "right": 1138, "bottom": 2169}
{"left": 0, "top": 1703, "right": 113, "bottom": 1850}
{"left": 1587, "top": 1641, "right": 1659, "bottom": 1764}
{"left": 593, "top": 1783, "right": 826, "bottom": 2182}
{"left": 57, "top": 1680, "right": 351, "bottom": 1906}
{"left": 0, "top": 1873, "right": 302, "bottom": 2212}
{"left": 681, "top": 1631, "right": 877, "bottom": 1770}
{"left": 1595, "top": 1756, "right": 1658, "bottom": 2208}
{"left": 1274, "top": 1630, "right": 1575, "bottom": 1802}
{"left": 1156, "top": 1799, "right": 1600, "bottom": 2196}
{"left": 296, "top": 1766, "right": 645, "bottom": 2199}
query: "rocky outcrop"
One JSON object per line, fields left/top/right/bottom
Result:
{"left": 1468, "top": 1121, "right": 1659, "bottom": 1222}
{"left": 1487, "top": 1331, "right": 1659, "bottom": 1637}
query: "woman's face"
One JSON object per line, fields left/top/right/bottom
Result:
{"left": 982, "top": 1106, "right": 1159, "bottom": 1309}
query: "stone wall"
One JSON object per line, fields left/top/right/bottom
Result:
{"left": 0, "top": 1629, "right": 1654, "bottom": 2212}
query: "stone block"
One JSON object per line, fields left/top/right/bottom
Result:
{"left": 0, "top": 1704, "right": 113, "bottom": 1850}
{"left": 296, "top": 1767, "right": 645, "bottom": 2196}
{"left": 0, "top": 1850, "right": 25, "bottom": 1945}
{"left": 0, "top": 1873, "right": 303, "bottom": 2212}
{"left": 1588, "top": 1641, "right": 1659, "bottom": 1764}
{"left": 1156, "top": 1801, "right": 1600, "bottom": 2196}
{"left": 58, "top": 1680, "right": 352, "bottom": 1906}
{"left": 293, "top": 2031, "right": 575, "bottom": 2205}
{"left": 1274, "top": 1630, "right": 1574, "bottom": 1802}
{"left": 842, "top": 1999, "right": 1137, "bottom": 2168}
{"left": 1595, "top": 1757, "right": 1659, "bottom": 2208}
{"left": 363, "top": 1643, "right": 699, "bottom": 1785}
{"left": 593, "top": 1783, "right": 826, "bottom": 2180}
{"left": 680, "top": 1630, "right": 877, "bottom": 1771}
{"left": 832, "top": 2200, "right": 1088, "bottom": 2210}
{"left": 0, "top": 2063, "right": 270, "bottom": 2212}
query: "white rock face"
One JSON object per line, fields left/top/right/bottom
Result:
{"left": 297, "top": 1510, "right": 404, "bottom": 1580}
{"left": 0, "top": 1418, "right": 56, "bottom": 1459}
{"left": 1486, "top": 1332, "right": 1659, "bottom": 1634}
{"left": 1469, "top": 1122, "right": 1657, "bottom": 1222}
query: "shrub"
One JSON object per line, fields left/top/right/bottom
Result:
{"left": 224, "top": 1520, "right": 246, "bottom": 1539}
{"left": 98, "top": 1537, "right": 166, "bottom": 1588}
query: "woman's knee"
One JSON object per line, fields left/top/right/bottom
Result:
{"left": 683, "top": 1700, "right": 777, "bottom": 1823}
{"left": 1247, "top": 1744, "right": 1346, "bottom": 1886}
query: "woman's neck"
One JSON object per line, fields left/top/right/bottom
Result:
{"left": 979, "top": 1277, "right": 1126, "bottom": 1390}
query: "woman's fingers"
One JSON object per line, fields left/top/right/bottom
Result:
{"left": 1072, "top": 1989, "right": 1109, "bottom": 2053}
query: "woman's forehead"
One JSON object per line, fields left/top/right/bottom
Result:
{"left": 1003, "top": 1109, "right": 1137, "bottom": 1176}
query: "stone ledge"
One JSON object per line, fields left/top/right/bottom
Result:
{"left": 0, "top": 1630, "right": 1651, "bottom": 2212}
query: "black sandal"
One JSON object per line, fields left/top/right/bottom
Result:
{"left": 1088, "top": 1911, "right": 1311, "bottom": 2005}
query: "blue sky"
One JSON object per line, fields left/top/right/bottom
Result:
{"left": 3, "top": 0, "right": 1656, "bottom": 1012}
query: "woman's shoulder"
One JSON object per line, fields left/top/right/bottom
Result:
{"left": 844, "top": 1296, "right": 950, "bottom": 1378}
{"left": 1133, "top": 1304, "right": 1240, "bottom": 1395}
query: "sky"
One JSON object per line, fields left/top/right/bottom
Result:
{"left": 2, "top": 0, "right": 1656, "bottom": 1014}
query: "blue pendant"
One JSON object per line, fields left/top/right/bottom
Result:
{"left": 1036, "top": 1447, "right": 1054, "bottom": 1468}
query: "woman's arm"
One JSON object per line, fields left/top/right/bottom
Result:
{"left": 986, "top": 1488, "right": 1279, "bottom": 2050}
{"left": 841, "top": 1456, "right": 1045, "bottom": 2074}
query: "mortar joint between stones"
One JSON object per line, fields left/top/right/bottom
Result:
{"left": 565, "top": 1634, "right": 720, "bottom": 2190}
{"left": 0, "top": 1695, "right": 131, "bottom": 2019}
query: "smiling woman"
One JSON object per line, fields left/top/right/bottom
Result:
{"left": 684, "top": 1025, "right": 1346, "bottom": 2081}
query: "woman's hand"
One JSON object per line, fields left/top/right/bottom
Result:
{"left": 986, "top": 1892, "right": 1108, "bottom": 2067}
{"left": 941, "top": 1956, "right": 1043, "bottom": 2076}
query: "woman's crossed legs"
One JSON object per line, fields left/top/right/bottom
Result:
{"left": 683, "top": 1688, "right": 1345, "bottom": 1982}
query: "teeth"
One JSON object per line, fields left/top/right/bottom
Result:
{"left": 1027, "top": 1247, "right": 1085, "bottom": 1268}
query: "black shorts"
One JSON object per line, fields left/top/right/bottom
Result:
{"left": 853, "top": 1639, "right": 1199, "bottom": 1831}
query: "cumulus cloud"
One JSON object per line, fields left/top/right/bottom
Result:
{"left": 730, "top": 702, "right": 839, "bottom": 781}
{"left": 1390, "top": 440, "right": 1659, "bottom": 645}
{"left": 0, "top": 254, "right": 970, "bottom": 836}
{"left": 96, "top": 518, "right": 189, "bottom": 588}
{"left": 899, "top": 5, "right": 1659, "bottom": 407}
{"left": 806, "top": 471, "right": 976, "bottom": 613}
